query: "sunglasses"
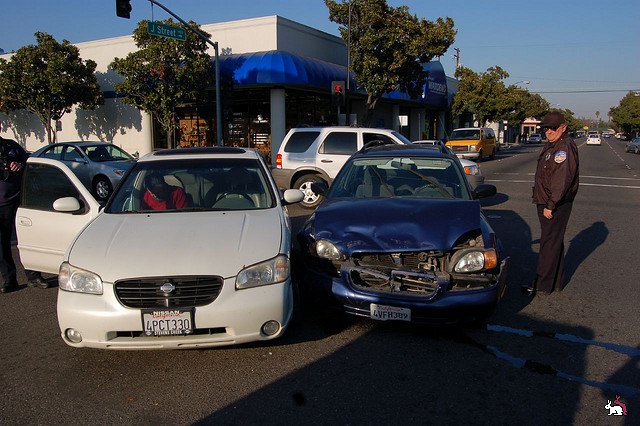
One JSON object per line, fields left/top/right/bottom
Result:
{"left": 544, "top": 126, "right": 559, "bottom": 132}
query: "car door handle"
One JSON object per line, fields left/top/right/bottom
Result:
{"left": 17, "top": 216, "right": 32, "bottom": 227}
{"left": 321, "top": 159, "right": 333, "bottom": 163}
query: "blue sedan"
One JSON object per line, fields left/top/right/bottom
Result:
{"left": 297, "top": 144, "right": 509, "bottom": 325}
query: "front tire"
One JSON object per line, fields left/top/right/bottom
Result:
{"left": 93, "top": 176, "right": 113, "bottom": 202}
{"left": 294, "top": 175, "right": 325, "bottom": 209}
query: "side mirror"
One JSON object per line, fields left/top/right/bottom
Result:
{"left": 52, "top": 197, "right": 82, "bottom": 212}
{"left": 310, "top": 181, "right": 328, "bottom": 196}
{"left": 472, "top": 184, "right": 497, "bottom": 199}
{"left": 282, "top": 189, "right": 304, "bottom": 205}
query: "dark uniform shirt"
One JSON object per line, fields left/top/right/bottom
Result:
{"left": 532, "top": 134, "right": 579, "bottom": 210}
{"left": 0, "top": 137, "right": 29, "bottom": 207}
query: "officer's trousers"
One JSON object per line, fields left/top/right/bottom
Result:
{"left": 536, "top": 202, "right": 573, "bottom": 293}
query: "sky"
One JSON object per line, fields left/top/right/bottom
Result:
{"left": 1, "top": 0, "right": 639, "bottom": 120}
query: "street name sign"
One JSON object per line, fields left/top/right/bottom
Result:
{"left": 147, "top": 21, "right": 186, "bottom": 41}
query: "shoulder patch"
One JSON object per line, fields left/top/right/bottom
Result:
{"left": 554, "top": 150, "right": 567, "bottom": 163}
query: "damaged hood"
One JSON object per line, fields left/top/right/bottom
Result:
{"left": 313, "top": 198, "right": 481, "bottom": 254}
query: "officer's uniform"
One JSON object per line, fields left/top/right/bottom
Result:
{"left": 532, "top": 133, "right": 579, "bottom": 293}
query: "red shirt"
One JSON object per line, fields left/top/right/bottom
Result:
{"left": 143, "top": 186, "right": 188, "bottom": 210}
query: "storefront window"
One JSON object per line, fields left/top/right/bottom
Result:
{"left": 285, "top": 91, "right": 331, "bottom": 129}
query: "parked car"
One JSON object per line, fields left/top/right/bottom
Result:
{"left": 273, "top": 126, "right": 412, "bottom": 208}
{"left": 16, "top": 147, "right": 304, "bottom": 349}
{"left": 30, "top": 142, "right": 136, "bottom": 202}
{"left": 586, "top": 134, "right": 602, "bottom": 145}
{"left": 527, "top": 133, "right": 543, "bottom": 144}
{"left": 412, "top": 140, "right": 485, "bottom": 188}
{"left": 297, "top": 144, "right": 508, "bottom": 325}
{"left": 626, "top": 137, "right": 640, "bottom": 154}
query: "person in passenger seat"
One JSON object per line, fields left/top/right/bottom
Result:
{"left": 141, "top": 173, "right": 188, "bottom": 210}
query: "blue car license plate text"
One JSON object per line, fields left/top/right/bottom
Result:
{"left": 142, "top": 310, "right": 193, "bottom": 336}
{"left": 370, "top": 304, "right": 411, "bottom": 322}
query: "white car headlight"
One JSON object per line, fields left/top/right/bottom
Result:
{"left": 464, "top": 164, "right": 479, "bottom": 176}
{"left": 453, "top": 249, "right": 498, "bottom": 273}
{"left": 58, "top": 262, "right": 103, "bottom": 294}
{"left": 314, "top": 240, "right": 343, "bottom": 260}
{"left": 469, "top": 144, "right": 477, "bottom": 151}
{"left": 236, "top": 255, "right": 289, "bottom": 289}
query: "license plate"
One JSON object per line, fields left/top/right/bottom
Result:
{"left": 142, "top": 310, "right": 193, "bottom": 336}
{"left": 370, "top": 304, "right": 411, "bottom": 322}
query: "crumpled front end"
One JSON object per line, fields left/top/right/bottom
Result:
{"left": 300, "top": 230, "right": 508, "bottom": 325}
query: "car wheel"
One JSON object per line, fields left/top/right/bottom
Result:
{"left": 636, "top": 147, "right": 640, "bottom": 154}
{"left": 476, "top": 150, "right": 483, "bottom": 162}
{"left": 93, "top": 176, "right": 113, "bottom": 202}
{"left": 294, "top": 175, "right": 325, "bottom": 209}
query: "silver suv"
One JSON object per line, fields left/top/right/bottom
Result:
{"left": 273, "top": 126, "right": 411, "bottom": 208}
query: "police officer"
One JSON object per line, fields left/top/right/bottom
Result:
{"left": 0, "top": 132, "right": 48, "bottom": 293}
{"left": 522, "top": 111, "right": 579, "bottom": 297}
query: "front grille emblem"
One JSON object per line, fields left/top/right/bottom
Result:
{"left": 160, "top": 281, "right": 176, "bottom": 294}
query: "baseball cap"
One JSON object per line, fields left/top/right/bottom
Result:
{"left": 540, "top": 111, "right": 566, "bottom": 128}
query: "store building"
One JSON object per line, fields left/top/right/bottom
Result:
{"left": 1, "top": 16, "right": 456, "bottom": 163}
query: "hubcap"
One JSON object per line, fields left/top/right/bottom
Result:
{"left": 299, "top": 181, "right": 319, "bottom": 204}
{"left": 96, "top": 181, "right": 110, "bottom": 199}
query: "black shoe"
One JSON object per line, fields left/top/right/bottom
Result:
{"left": 1, "top": 281, "right": 19, "bottom": 293}
{"left": 28, "top": 277, "right": 50, "bottom": 289}
{"left": 520, "top": 284, "right": 536, "bottom": 297}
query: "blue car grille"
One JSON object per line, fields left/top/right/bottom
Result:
{"left": 114, "top": 276, "right": 223, "bottom": 309}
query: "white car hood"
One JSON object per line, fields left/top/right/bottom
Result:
{"left": 68, "top": 209, "right": 284, "bottom": 283}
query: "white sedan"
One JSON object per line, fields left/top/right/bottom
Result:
{"left": 586, "top": 134, "right": 602, "bottom": 145}
{"left": 16, "top": 147, "right": 304, "bottom": 349}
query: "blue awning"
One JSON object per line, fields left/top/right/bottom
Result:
{"left": 217, "top": 51, "right": 450, "bottom": 108}
{"left": 218, "top": 50, "right": 354, "bottom": 91}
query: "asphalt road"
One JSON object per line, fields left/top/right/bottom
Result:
{"left": 1, "top": 137, "right": 638, "bottom": 425}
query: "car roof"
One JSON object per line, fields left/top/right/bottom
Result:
{"left": 288, "top": 126, "right": 396, "bottom": 133}
{"left": 354, "top": 143, "right": 455, "bottom": 159}
{"left": 138, "top": 146, "right": 261, "bottom": 162}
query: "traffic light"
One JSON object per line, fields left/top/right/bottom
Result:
{"left": 331, "top": 80, "right": 345, "bottom": 108}
{"left": 116, "top": 0, "right": 132, "bottom": 19}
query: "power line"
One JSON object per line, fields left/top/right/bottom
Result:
{"left": 511, "top": 76, "right": 640, "bottom": 85}
{"left": 531, "top": 89, "right": 640, "bottom": 94}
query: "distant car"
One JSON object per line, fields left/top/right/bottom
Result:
{"left": 586, "top": 134, "right": 602, "bottom": 146}
{"left": 602, "top": 133, "right": 611, "bottom": 139}
{"left": 412, "top": 140, "right": 485, "bottom": 188}
{"left": 626, "top": 137, "right": 640, "bottom": 154}
{"left": 527, "top": 133, "right": 543, "bottom": 144}
{"left": 297, "top": 144, "right": 508, "bottom": 325}
{"left": 30, "top": 142, "right": 136, "bottom": 201}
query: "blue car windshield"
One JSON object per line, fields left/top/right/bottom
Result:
{"left": 328, "top": 156, "right": 471, "bottom": 200}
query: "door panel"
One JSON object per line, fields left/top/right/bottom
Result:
{"left": 316, "top": 131, "right": 358, "bottom": 179}
{"left": 16, "top": 158, "right": 100, "bottom": 274}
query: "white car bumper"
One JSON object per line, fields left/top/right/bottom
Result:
{"left": 57, "top": 277, "right": 293, "bottom": 349}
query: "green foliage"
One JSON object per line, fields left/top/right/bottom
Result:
{"left": 498, "top": 87, "right": 549, "bottom": 127}
{"left": 0, "top": 32, "right": 103, "bottom": 143}
{"left": 452, "top": 66, "right": 514, "bottom": 126}
{"left": 325, "top": 0, "right": 455, "bottom": 124}
{"left": 110, "top": 19, "right": 214, "bottom": 147}
{"left": 610, "top": 92, "right": 640, "bottom": 134}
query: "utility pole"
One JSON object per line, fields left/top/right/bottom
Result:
{"left": 453, "top": 48, "right": 461, "bottom": 71}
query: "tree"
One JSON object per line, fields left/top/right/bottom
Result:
{"left": 111, "top": 19, "right": 214, "bottom": 148}
{"left": 326, "top": 0, "right": 455, "bottom": 125}
{"left": 451, "top": 65, "right": 511, "bottom": 126}
{"left": 0, "top": 32, "right": 103, "bottom": 144}
{"left": 610, "top": 92, "right": 640, "bottom": 135}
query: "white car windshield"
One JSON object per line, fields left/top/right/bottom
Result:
{"left": 106, "top": 158, "right": 275, "bottom": 213}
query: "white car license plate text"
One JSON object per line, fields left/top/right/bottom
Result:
{"left": 143, "top": 310, "right": 193, "bottom": 336}
{"left": 370, "top": 304, "right": 411, "bottom": 322}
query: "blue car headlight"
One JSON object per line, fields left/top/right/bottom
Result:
{"left": 451, "top": 249, "right": 498, "bottom": 273}
{"left": 312, "top": 240, "right": 343, "bottom": 261}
